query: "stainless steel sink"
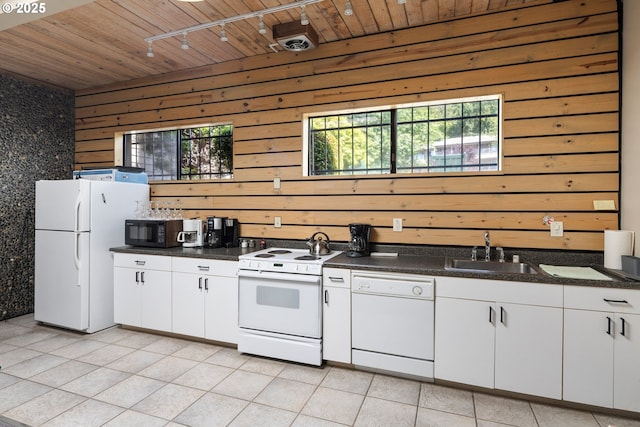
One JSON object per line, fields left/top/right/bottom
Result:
{"left": 444, "top": 258, "right": 538, "bottom": 275}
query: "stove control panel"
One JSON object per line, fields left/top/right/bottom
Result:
{"left": 238, "top": 259, "right": 323, "bottom": 275}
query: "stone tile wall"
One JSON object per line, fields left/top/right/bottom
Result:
{"left": 0, "top": 74, "right": 75, "bottom": 320}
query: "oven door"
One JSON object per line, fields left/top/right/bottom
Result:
{"left": 238, "top": 269, "right": 322, "bottom": 338}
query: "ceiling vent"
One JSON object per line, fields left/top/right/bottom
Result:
{"left": 272, "top": 21, "right": 319, "bottom": 51}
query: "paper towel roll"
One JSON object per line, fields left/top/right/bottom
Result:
{"left": 604, "top": 230, "right": 635, "bottom": 269}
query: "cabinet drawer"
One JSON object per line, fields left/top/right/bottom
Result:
{"left": 323, "top": 268, "right": 351, "bottom": 289}
{"left": 172, "top": 257, "right": 237, "bottom": 277}
{"left": 113, "top": 253, "right": 172, "bottom": 271}
{"left": 564, "top": 285, "right": 640, "bottom": 314}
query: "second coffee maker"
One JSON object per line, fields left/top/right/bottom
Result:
{"left": 346, "top": 223, "right": 371, "bottom": 257}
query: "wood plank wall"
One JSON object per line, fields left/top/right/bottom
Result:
{"left": 74, "top": 0, "right": 620, "bottom": 251}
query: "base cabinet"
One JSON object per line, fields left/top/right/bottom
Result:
{"left": 322, "top": 268, "right": 351, "bottom": 363}
{"left": 172, "top": 258, "right": 238, "bottom": 344}
{"left": 113, "top": 254, "right": 172, "bottom": 332}
{"left": 435, "top": 277, "right": 563, "bottom": 399}
{"left": 563, "top": 286, "right": 640, "bottom": 413}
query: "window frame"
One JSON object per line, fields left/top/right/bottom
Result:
{"left": 303, "top": 95, "right": 503, "bottom": 177}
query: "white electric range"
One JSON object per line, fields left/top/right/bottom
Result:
{"left": 237, "top": 247, "right": 342, "bottom": 365}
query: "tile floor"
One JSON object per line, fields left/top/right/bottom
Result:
{"left": 1, "top": 314, "right": 640, "bottom": 427}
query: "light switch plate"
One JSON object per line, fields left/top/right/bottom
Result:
{"left": 550, "top": 221, "right": 563, "bottom": 237}
{"left": 393, "top": 218, "right": 403, "bottom": 232}
{"left": 593, "top": 199, "right": 615, "bottom": 210}
{"left": 274, "top": 216, "right": 282, "bottom": 228}
{"left": 273, "top": 177, "right": 281, "bottom": 189}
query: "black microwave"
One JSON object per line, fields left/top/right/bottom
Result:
{"left": 125, "top": 219, "right": 182, "bottom": 248}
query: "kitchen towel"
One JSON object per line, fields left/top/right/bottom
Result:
{"left": 539, "top": 264, "right": 613, "bottom": 281}
{"left": 604, "top": 230, "right": 635, "bottom": 269}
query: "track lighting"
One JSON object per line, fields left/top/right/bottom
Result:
{"left": 144, "top": 0, "right": 326, "bottom": 56}
{"left": 300, "top": 5, "right": 309, "bottom": 25}
{"left": 220, "top": 24, "right": 228, "bottom": 42}
{"left": 258, "top": 15, "right": 267, "bottom": 34}
{"left": 345, "top": 0, "right": 353, "bottom": 16}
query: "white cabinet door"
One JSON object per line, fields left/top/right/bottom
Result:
{"left": 434, "top": 297, "right": 495, "bottom": 388}
{"left": 140, "top": 269, "right": 172, "bottom": 332}
{"left": 205, "top": 275, "right": 238, "bottom": 344}
{"left": 114, "top": 267, "right": 141, "bottom": 327}
{"left": 613, "top": 313, "right": 640, "bottom": 413}
{"left": 323, "top": 286, "right": 351, "bottom": 363}
{"left": 172, "top": 272, "right": 205, "bottom": 337}
{"left": 495, "top": 303, "right": 563, "bottom": 399}
{"left": 563, "top": 309, "right": 614, "bottom": 408}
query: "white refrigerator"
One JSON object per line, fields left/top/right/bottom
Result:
{"left": 35, "top": 179, "right": 149, "bottom": 333}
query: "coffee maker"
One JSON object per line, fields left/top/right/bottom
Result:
{"left": 204, "top": 217, "right": 223, "bottom": 248}
{"left": 346, "top": 223, "right": 371, "bottom": 257}
{"left": 222, "top": 218, "right": 239, "bottom": 247}
{"left": 177, "top": 219, "right": 204, "bottom": 248}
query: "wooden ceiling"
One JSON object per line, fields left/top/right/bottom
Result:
{"left": 0, "top": 0, "right": 549, "bottom": 91}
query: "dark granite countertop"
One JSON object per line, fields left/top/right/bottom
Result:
{"left": 110, "top": 243, "right": 640, "bottom": 290}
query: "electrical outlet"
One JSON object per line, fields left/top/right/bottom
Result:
{"left": 273, "top": 177, "right": 281, "bottom": 189}
{"left": 550, "top": 221, "right": 563, "bottom": 237}
{"left": 274, "top": 216, "right": 282, "bottom": 228}
{"left": 393, "top": 218, "right": 403, "bottom": 232}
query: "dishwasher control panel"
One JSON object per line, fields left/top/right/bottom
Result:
{"left": 351, "top": 271, "right": 434, "bottom": 299}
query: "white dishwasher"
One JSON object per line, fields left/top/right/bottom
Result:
{"left": 351, "top": 270, "right": 435, "bottom": 380}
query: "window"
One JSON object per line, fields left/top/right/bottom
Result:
{"left": 306, "top": 96, "right": 501, "bottom": 176}
{"left": 124, "top": 124, "right": 233, "bottom": 181}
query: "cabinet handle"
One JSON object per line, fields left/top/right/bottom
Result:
{"left": 135, "top": 271, "right": 140, "bottom": 283}
{"left": 198, "top": 277, "right": 203, "bottom": 290}
{"left": 604, "top": 298, "right": 629, "bottom": 304}
{"left": 606, "top": 316, "right": 612, "bottom": 335}
{"left": 205, "top": 278, "right": 209, "bottom": 291}
{"left": 500, "top": 306, "right": 506, "bottom": 325}
{"left": 140, "top": 272, "right": 145, "bottom": 284}
{"left": 135, "top": 260, "right": 146, "bottom": 266}
{"left": 489, "top": 306, "right": 494, "bottom": 323}
{"left": 324, "top": 289, "right": 329, "bottom": 304}
{"left": 198, "top": 265, "right": 210, "bottom": 272}
{"left": 329, "top": 277, "right": 344, "bottom": 282}
{"left": 621, "top": 317, "right": 627, "bottom": 337}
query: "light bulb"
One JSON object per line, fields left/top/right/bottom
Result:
{"left": 258, "top": 16, "right": 267, "bottom": 34}
{"left": 181, "top": 33, "right": 189, "bottom": 49}
{"left": 220, "top": 25, "right": 228, "bottom": 42}
{"left": 146, "top": 42, "right": 154, "bottom": 57}
{"left": 300, "top": 6, "right": 309, "bottom": 25}
{"left": 345, "top": 0, "right": 353, "bottom": 16}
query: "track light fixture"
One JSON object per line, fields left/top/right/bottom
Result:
{"left": 144, "top": 0, "right": 325, "bottom": 56}
{"left": 344, "top": 0, "right": 353, "bottom": 16}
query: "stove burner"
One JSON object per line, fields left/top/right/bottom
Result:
{"left": 255, "top": 253, "right": 275, "bottom": 258}
{"left": 295, "top": 255, "right": 320, "bottom": 261}
{"left": 268, "top": 249, "right": 293, "bottom": 254}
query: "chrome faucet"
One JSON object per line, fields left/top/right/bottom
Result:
{"left": 484, "top": 231, "right": 491, "bottom": 261}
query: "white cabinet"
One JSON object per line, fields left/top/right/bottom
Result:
{"left": 322, "top": 268, "right": 351, "bottom": 363}
{"left": 172, "top": 257, "right": 238, "bottom": 344}
{"left": 563, "top": 286, "right": 640, "bottom": 412}
{"left": 435, "top": 276, "right": 563, "bottom": 399}
{"left": 113, "top": 253, "right": 172, "bottom": 332}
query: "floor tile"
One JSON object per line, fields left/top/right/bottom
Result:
{"left": 76, "top": 343, "right": 135, "bottom": 365}
{"left": 1, "top": 353, "right": 67, "bottom": 378}
{"left": 212, "top": 369, "right": 274, "bottom": 400}
{"left": 49, "top": 339, "right": 107, "bottom": 359}
{"left": 419, "top": 383, "right": 475, "bottom": 417}
{"left": 0, "top": 347, "right": 42, "bottom": 368}
{"left": 230, "top": 402, "right": 297, "bottom": 427}
{"left": 105, "top": 349, "right": 165, "bottom": 373}
{"left": 173, "top": 362, "right": 234, "bottom": 391}
{"left": 113, "top": 330, "right": 162, "bottom": 349}
{"left": 174, "top": 392, "right": 248, "bottom": 427}
{"left": 2, "top": 330, "right": 57, "bottom": 347}
{"left": 171, "top": 341, "right": 223, "bottom": 361}
{"left": 0, "top": 380, "right": 52, "bottom": 413}
{"left": 30, "top": 359, "right": 99, "bottom": 388}
{"left": 532, "top": 402, "right": 600, "bottom": 427}
{"left": 141, "top": 336, "right": 191, "bottom": 355}
{"left": 291, "top": 414, "right": 347, "bottom": 426}
{"left": 0, "top": 372, "right": 21, "bottom": 390}
{"left": 103, "top": 409, "right": 168, "bottom": 427}
{"left": 87, "top": 327, "right": 136, "bottom": 344}
{"left": 416, "top": 407, "right": 476, "bottom": 427}
{"left": 594, "top": 413, "right": 640, "bottom": 427}
{"left": 255, "top": 377, "right": 317, "bottom": 412}
{"left": 278, "top": 363, "right": 329, "bottom": 385}
{"left": 25, "top": 335, "right": 80, "bottom": 353}
{"left": 368, "top": 374, "right": 421, "bottom": 406}
{"left": 474, "top": 393, "right": 537, "bottom": 427}
{"left": 94, "top": 374, "right": 166, "bottom": 408}
{"left": 42, "top": 398, "right": 124, "bottom": 427}
{"left": 132, "top": 383, "right": 205, "bottom": 420}
{"left": 321, "top": 367, "right": 373, "bottom": 395}
{"left": 240, "top": 356, "right": 287, "bottom": 376}
{"left": 301, "top": 386, "right": 365, "bottom": 425}
{"left": 0, "top": 342, "right": 18, "bottom": 355}
{"left": 354, "top": 396, "right": 417, "bottom": 426}
{"left": 59, "top": 367, "right": 130, "bottom": 397}
{"left": 138, "top": 355, "right": 198, "bottom": 382}
{"left": 3, "top": 388, "right": 86, "bottom": 426}
{"left": 205, "top": 347, "right": 250, "bottom": 368}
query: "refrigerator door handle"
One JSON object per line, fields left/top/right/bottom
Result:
{"left": 74, "top": 193, "right": 82, "bottom": 232}
{"left": 74, "top": 232, "right": 81, "bottom": 277}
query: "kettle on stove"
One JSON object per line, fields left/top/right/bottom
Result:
{"left": 306, "top": 232, "right": 331, "bottom": 255}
